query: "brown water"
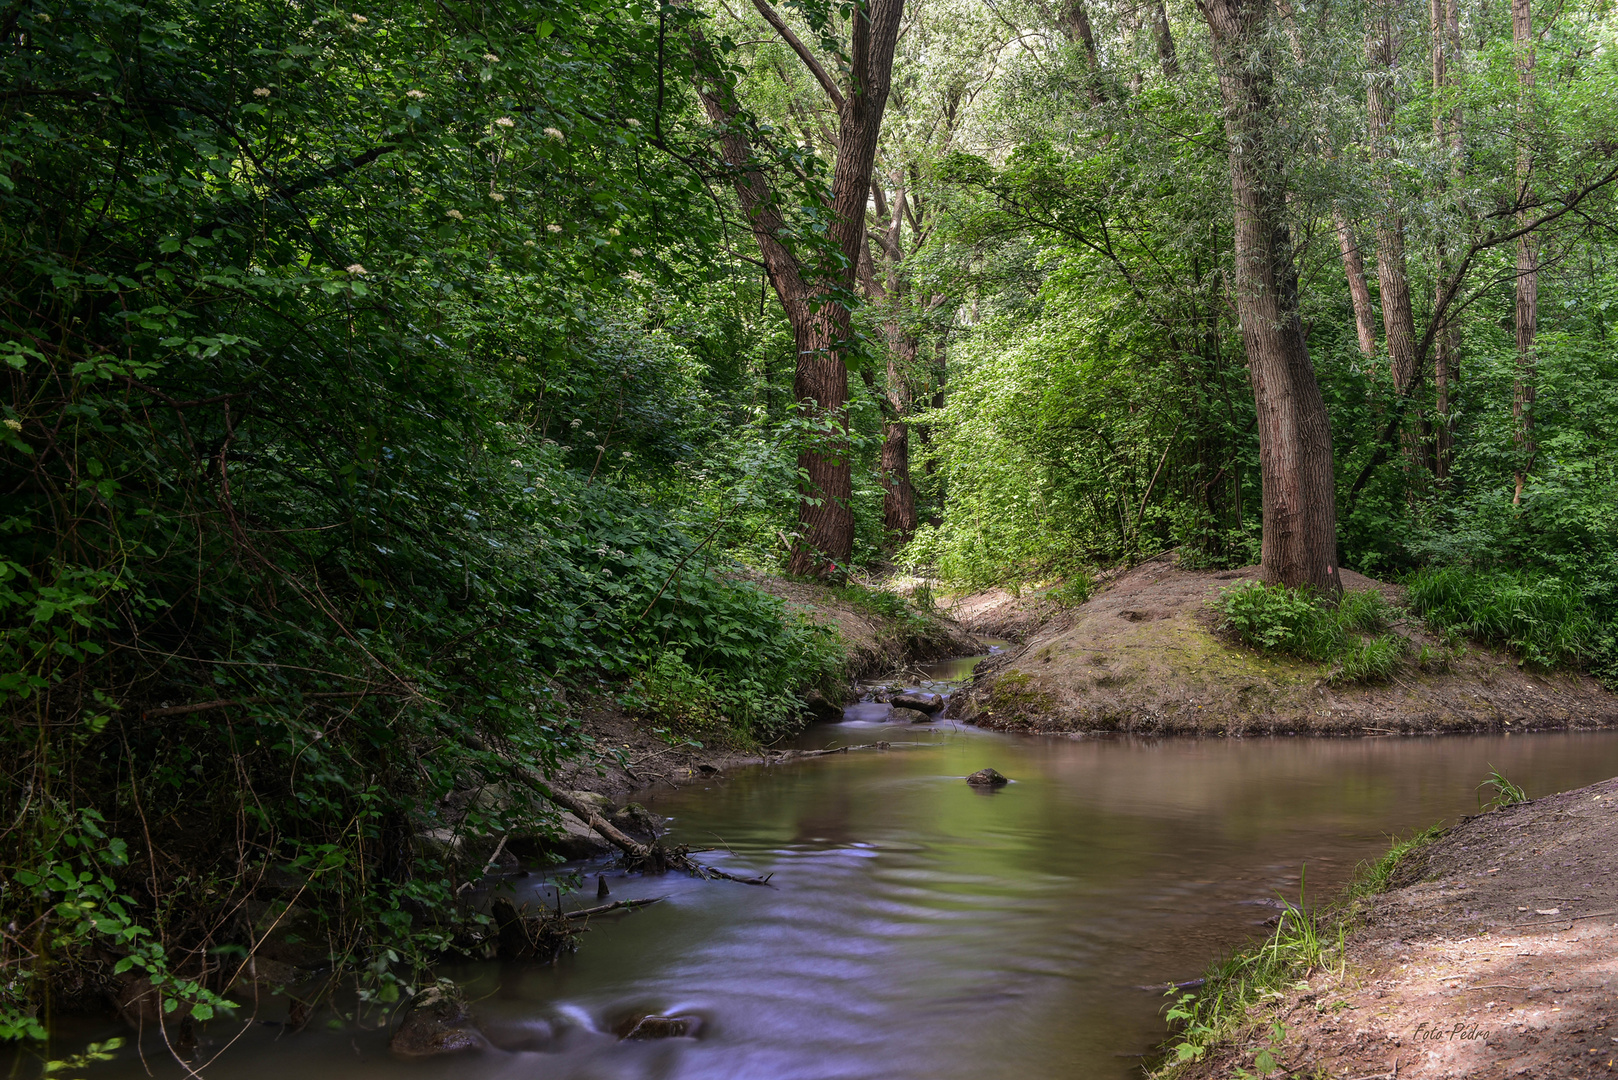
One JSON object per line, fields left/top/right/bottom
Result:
{"left": 57, "top": 693, "right": 1618, "bottom": 1080}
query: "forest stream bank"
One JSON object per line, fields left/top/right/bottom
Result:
{"left": 946, "top": 554, "right": 1618, "bottom": 737}
{"left": 1166, "top": 775, "right": 1618, "bottom": 1080}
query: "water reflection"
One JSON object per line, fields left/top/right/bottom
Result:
{"left": 61, "top": 726, "right": 1618, "bottom": 1080}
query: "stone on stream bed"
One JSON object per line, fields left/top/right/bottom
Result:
{"left": 965, "top": 768, "right": 1009, "bottom": 787}
{"left": 890, "top": 691, "right": 944, "bottom": 713}
{"left": 616, "top": 1013, "right": 701, "bottom": 1040}
{"left": 390, "top": 982, "right": 487, "bottom": 1057}
{"left": 890, "top": 707, "right": 932, "bottom": 723}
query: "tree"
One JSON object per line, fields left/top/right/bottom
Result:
{"left": 692, "top": 0, "right": 907, "bottom": 575}
{"left": 1199, "top": 0, "right": 1343, "bottom": 593}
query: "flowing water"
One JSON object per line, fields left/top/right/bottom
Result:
{"left": 54, "top": 653, "right": 1618, "bottom": 1080}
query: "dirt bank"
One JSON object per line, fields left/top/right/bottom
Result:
{"left": 550, "top": 575, "right": 977, "bottom": 805}
{"left": 1176, "top": 776, "right": 1618, "bottom": 1080}
{"left": 946, "top": 554, "right": 1618, "bottom": 736}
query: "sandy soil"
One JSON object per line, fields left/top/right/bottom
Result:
{"left": 946, "top": 554, "right": 1618, "bottom": 736}
{"left": 1179, "top": 776, "right": 1618, "bottom": 1080}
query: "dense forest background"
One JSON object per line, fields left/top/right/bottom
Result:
{"left": 3, "top": 0, "right": 1617, "bottom": 1045}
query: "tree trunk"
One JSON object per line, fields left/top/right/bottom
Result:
{"left": 1200, "top": 0, "right": 1342, "bottom": 595}
{"left": 1366, "top": 1, "right": 1424, "bottom": 478}
{"left": 692, "top": 0, "right": 906, "bottom": 574}
{"left": 1334, "top": 213, "right": 1378, "bottom": 358}
{"left": 1512, "top": 0, "right": 1537, "bottom": 505}
{"left": 1152, "top": 0, "right": 1180, "bottom": 77}
{"left": 880, "top": 338, "right": 919, "bottom": 543}
{"left": 1059, "top": 0, "right": 1106, "bottom": 103}
{"left": 1431, "top": 0, "right": 1462, "bottom": 481}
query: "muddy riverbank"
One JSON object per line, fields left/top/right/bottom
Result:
{"left": 1170, "top": 774, "right": 1618, "bottom": 1080}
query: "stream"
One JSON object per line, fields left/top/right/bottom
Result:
{"left": 53, "top": 651, "right": 1618, "bottom": 1080}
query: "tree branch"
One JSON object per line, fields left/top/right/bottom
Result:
{"left": 749, "top": 0, "right": 847, "bottom": 110}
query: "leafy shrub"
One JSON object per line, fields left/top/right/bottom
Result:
{"left": 1215, "top": 583, "right": 1406, "bottom": 682}
{"left": 1213, "top": 582, "right": 1344, "bottom": 661}
{"left": 1407, "top": 566, "right": 1597, "bottom": 668}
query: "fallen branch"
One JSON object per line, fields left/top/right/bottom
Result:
{"left": 768, "top": 741, "right": 893, "bottom": 761}
{"left": 564, "top": 897, "right": 666, "bottom": 919}
{"left": 528, "top": 777, "right": 774, "bottom": 886}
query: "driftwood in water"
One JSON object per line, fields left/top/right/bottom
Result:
{"left": 564, "top": 897, "right": 664, "bottom": 920}
{"left": 767, "top": 741, "right": 893, "bottom": 762}
{"left": 519, "top": 773, "right": 774, "bottom": 886}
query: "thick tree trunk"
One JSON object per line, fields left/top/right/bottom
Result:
{"left": 1334, "top": 213, "right": 1378, "bottom": 358}
{"left": 1512, "top": 0, "right": 1537, "bottom": 505}
{"left": 1366, "top": 4, "right": 1424, "bottom": 478}
{"left": 1200, "top": 0, "right": 1342, "bottom": 594}
{"left": 693, "top": 0, "right": 906, "bottom": 575}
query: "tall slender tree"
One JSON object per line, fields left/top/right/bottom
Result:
{"left": 693, "top": 0, "right": 907, "bottom": 574}
{"left": 1512, "top": 0, "right": 1538, "bottom": 505}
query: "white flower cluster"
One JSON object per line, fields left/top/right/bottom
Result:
{"left": 345, "top": 263, "right": 368, "bottom": 274}
{"left": 253, "top": 87, "right": 271, "bottom": 98}
{"left": 546, "top": 223, "right": 562, "bottom": 233}
{"left": 446, "top": 209, "right": 464, "bottom": 220}
{"left": 494, "top": 116, "right": 515, "bottom": 128}
{"left": 407, "top": 89, "right": 427, "bottom": 100}
{"left": 543, "top": 127, "right": 564, "bottom": 141}
{"left": 489, "top": 192, "right": 506, "bottom": 202}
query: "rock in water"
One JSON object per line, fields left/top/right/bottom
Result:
{"left": 891, "top": 691, "right": 944, "bottom": 713}
{"left": 890, "top": 707, "right": 932, "bottom": 723}
{"left": 965, "top": 768, "right": 1009, "bottom": 787}
{"left": 618, "top": 1014, "right": 700, "bottom": 1040}
{"left": 390, "top": 983, "right": 486, "bottom": 1057}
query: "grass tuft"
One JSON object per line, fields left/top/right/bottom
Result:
{"left": 1212, "top": 582, "right": 1406, "bottom": 682}
{"left": 1478, "top": 765, "right": 1528, "bottom": 809}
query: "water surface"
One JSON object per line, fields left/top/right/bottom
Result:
{"left": 66, "top": 721, "right": 1618, "bottom": 1080}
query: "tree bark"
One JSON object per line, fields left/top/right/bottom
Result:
{"left": 1199, "top": 0, "right": 1342, "bottom": 595}
{"left": 1431, "top": 0, "right": 1462, "bottom": 481}
{"left": 1512, "top": 0, "right": 1537, "bottom": 505}
{"left": 1366, "top": 0, "right": 1424, "bottom": 477}
{"left": 1152, "top": 0, "right": 1180, "bottom": 77}
{"left": 1334, "top": 213, "right": 1378, "bottom": 358}
{"left": 693, "top": 0, "right": 906, "bottom": 575}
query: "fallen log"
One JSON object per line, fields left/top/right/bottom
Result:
{"left": 767, "top": 741, "right": 893, "bottom": 762}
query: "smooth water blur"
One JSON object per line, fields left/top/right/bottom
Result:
{"left": 61, "top": 722, "right": 1618, "bottom": 1080}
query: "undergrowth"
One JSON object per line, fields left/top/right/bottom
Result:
{"left": 1407, "top": 566, "right": 1602, "bottom": 671}
{"left": 1212, "top": 583, "right": 1407, "bottom": 683}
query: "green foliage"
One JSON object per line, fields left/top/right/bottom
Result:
{"left": 1159, "top": 877, "right": 1338, "bottom": 1072}
{"left": 1407, "top": 566, "right": 1599, "bottom": 669}
{"left": 1346, "top": 824, "right": 1445, "bottom": 900}
{"left": 1047, "top": 571, "right": 1097, "bottom": 608}
{"left": 0, "top": 0, "right": 846, "bottom": 1038}
{"left": 1214, "top": 583, "right": 1345, "bottom": 661}
{"left": 1479, "top": 766, "right": 1529, "bottom": 809}
{"left": 1214, "top": 584, "right": 1406, "bottom": 683}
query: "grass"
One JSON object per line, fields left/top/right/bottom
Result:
{"left": 1478, "top": 765, "right": 1528, "bottom": 809}
{"left": 1213, "top": 582, "right": 1408, "bottom": 683}
{"left": 1406, "top": 565, "right": 1597, "bottom": 669}
{"left": 1153, "top": 823, "right": 1447, "bottom": 1078}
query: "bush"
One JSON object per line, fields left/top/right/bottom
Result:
{"left": 1406, "top": 566, "right": 1597, "bottom": 668}
{"left": 1214, "top": 583, "right": 1405, "bottom": 682}
{"left": 1213, "top": 582, "right": 1344, "bottom": 661}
